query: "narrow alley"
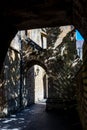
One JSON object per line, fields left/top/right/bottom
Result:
{"left": 0, "top": 102, "right": 82, "bottom": 130}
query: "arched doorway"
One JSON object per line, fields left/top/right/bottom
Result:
{"left": 34, "top": 65, "right": 48, "bottom": 103}
{"left": 24, "top": 62, "right": 48, "bottom": 105}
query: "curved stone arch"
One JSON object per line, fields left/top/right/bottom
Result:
{"left": 24, "top": 59, "right": 48, "bottom": 75}
{"left": 23, "top": 59, "right": 49, "bottom": 105}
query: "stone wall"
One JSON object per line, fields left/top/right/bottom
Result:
{"left": 23, "top": 66, "right": 35, "bottom": 106}
{"left": 0, "top": 27, "right": 83, "bottom": 117}
{"left": 23, "top": 27, "right": 82, "bottom": 111}
{"left": 0, "top": 48, "right": 20, "bottom": 116}
{"left": 75, "top": 66, "right": 83, "bottom": 126}
{"left": 45, "top": 27, "right": 82, "bottom": 111}
{"left": 82, "top": 42, "right": 87, "bottom": 130}
{"left": 0, "top": 29, "right": 47, "bottom": 116}
{"left": 0, "top": 70, "right": 6, "bottom": 117}
{"left": 76, "top": 42, "right": 87, "bottom": 130}
{"left": 34, "top": 65, "right": 47, "bottom": 102}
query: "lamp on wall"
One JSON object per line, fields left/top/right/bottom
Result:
{"left": 35, "top": 67, "right": 39, "bottom": 76}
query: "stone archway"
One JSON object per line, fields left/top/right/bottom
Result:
{"left": 23, "top": 61, "right": 48, "bottom": 105}
{"left": 24, "top": 60, "right": 48, "bottom": 74}
{"left": 1, "top": 1, "right": 87, "bottom": 129}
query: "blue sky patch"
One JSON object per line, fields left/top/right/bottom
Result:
{"left": 76, "top": 30, "right": 84, "bottom": 40}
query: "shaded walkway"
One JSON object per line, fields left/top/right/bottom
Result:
{"left": 0, "top": 103, "right": 82, "bottom": 130}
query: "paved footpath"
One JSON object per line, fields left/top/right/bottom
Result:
{"left": 0, "top": 103, "right": 82, "bottom": 130}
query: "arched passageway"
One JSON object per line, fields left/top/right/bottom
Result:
{"left": 23, "top": 61, "right": 48, "bottom": 105}
{"left": 0, "top": 23, "right": 86, "bottom": 129}
{"left": 0, "top": 25, "right": 83, "bottom": 112}
{"left": 34, "top": 65, "right": 48, "bottom": 103}
{"left": 0, "top": 1, "right": 87, "bottom": 129}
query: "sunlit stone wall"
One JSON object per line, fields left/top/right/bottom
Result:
{"left": 0, "top": 26, "right": 83, "bottom": 117}
{"left": 34, "top": 65, "right": 46, "bottom": 103}
{"left": 0, "top": 48, "right": 20, "bottom": 116}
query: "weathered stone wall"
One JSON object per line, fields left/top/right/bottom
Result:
{"left": 34, "top": 65, "right": 46, "bottom": 102}
{"left": 75, "top": 66, "right": 83, "bottom": 126}
{"left": 23, "top": 66, "right": 35, "bottom": 106}
{"left": 45, "top": 26, "right": 82, "bottom": 110}
{"left": 0, "top": 70, "right": 6, "bottom": 117}
{"left": 76, "top": 42, "right": 87, "bottom": 130}
{"left": 82, "top": 43, "right": 87, "bottom": 130}
{"left": 0, "top": 29, "right": 47, "bottom": 116}
{"left": 23, "top": 27, "right": 82, "bottom": 111}
{"left": 0, "top": 48, "right": 20, "bottom": 116}
{"left": 0, "top": 27, "right": 83, "bottom": 117}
